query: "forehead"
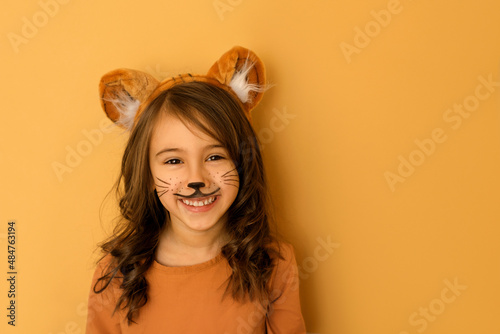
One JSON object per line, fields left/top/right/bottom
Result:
{"left": 149, "top": 112, "right": 220, "bottom": 150}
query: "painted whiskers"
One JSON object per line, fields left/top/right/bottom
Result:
{"left": 154, "top": 167, "right": 239, "bottom": 198}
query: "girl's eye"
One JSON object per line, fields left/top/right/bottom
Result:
{"left": 165, "top": 159, "right": 182, "bottom": 165}
{"left": 207, "top": 155, "right": 224, "bottom": 161}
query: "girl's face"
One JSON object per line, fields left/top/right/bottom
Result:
{"left": 149, "top": 112, "right": 239, "bottom": 234}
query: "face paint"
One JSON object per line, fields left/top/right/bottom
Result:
{"left": 220, "top": 168, "right": 239, "bottom": 189}
{"left": 173, "top": 181, "right": 221, "bottom": 199}
{"left": 155, "top": 177, "right": 171, "bottom": 198}
{"left": 149, "top": 113, "right": 239, "bottom": 232}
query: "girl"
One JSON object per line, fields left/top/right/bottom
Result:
{"left": 86, "top": 46, "right": 306, "bottom": 333}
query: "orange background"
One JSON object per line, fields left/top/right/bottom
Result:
{"left": 1, "top": 0, "right": 499, "bottom": 333}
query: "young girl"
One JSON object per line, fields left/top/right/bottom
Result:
{"left": 86, "top": 46, "right": 306, "bottom": 333}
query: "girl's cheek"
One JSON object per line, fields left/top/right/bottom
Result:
{"left": 208, "top": 172, "right": 217, "bottom": 187}
{"left": 169, "top": 176, "right": 182, "bottom": 194}
{"left": 208, "top": 171, "right": 229, "bottom": 189}
{"left": 155, "top": 175, "right": 182, "bottom": 197}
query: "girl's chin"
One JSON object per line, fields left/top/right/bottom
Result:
{"left": 178, "top": 216, "right": 226, "bottom": 233}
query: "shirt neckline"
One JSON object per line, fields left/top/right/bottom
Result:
{"left": 151, "top": 251, "right": 225, "bottom": 274}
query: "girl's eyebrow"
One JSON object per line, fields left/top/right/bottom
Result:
{"left": 155, "top": 147, "right": 183, "bottom": 157}
{"left": 155, "top": 144, "right": 224, "bottom": 157}
{"left": 206, "top": 144, "right": 224, "bottom": 150}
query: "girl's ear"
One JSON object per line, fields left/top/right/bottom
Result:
{"left": 207, "top": 46, "right": 267, "bottom": 117}
{"left": 99, "top": 69, "right": 160, "bottom": 130}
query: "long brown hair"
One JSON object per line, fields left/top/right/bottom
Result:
{"left": 93, "top": 81, "right": 282, "bottom": 324}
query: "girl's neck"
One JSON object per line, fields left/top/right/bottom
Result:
{"left": 155, "top": 219, "right": 229, "bottom": 267}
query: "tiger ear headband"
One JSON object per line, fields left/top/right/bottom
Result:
{"left": 98, "top": 46, "right": 266, "bottom": 130}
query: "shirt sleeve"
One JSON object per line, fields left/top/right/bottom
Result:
{"left": 85, "top": 255, "right": 123, "bottom": 334}
{"left": 266, "top": 243, "right": 307, "bottom": 334}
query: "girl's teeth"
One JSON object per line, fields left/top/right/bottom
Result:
{"left": 182, "top": 197, "right": 215, "bottom": 207}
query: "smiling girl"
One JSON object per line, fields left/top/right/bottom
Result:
{"left": 85, "top": 47, "right": 306, "bottom": 333}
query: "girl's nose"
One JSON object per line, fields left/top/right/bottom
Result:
{"left": 187, "top": 182, "right": 205, "bottom": 190}
{"left": 186, "top": 163, "right": 210, "bottom": 189}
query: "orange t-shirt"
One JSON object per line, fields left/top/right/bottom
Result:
{"left": 85, "top": 242, "right": 306, "bottom": 333}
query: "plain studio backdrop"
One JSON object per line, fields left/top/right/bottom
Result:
{"left": 1, "top": 0, "right": 499, "bottom": 333}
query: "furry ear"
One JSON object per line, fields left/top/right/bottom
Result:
{"left": 99, "top": 69, "right": 159, "bottom": 130}
{"left": 207, "top": 46, "right": 267, "bottom": 116}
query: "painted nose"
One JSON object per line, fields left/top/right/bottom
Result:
{"left": 187, "top": 182, "right": 205, "bottom": 190}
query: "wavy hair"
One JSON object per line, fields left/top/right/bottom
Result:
{"left": 93, "top": 82, "right": 282, "bottom": 324}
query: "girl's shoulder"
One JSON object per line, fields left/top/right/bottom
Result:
{"left": 268, "top": 241, "right": 299, "bottom": 282}
{"left": 266, "top": 240, "right": 302, "bottom": 306}
{"left": 94, "top": 252, "right": 114, "bottom": 273}
{"left": 90, "top": 252, "right": 123, "bottom": 288}
{"left": 269, "top": 240, "right": 297, "bottom": 264}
